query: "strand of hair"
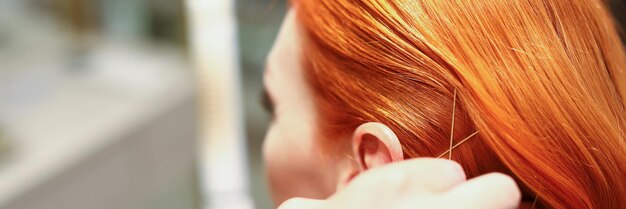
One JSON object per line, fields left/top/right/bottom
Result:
{"left": 532, "top": 190, "right": 541, "bottom": 209}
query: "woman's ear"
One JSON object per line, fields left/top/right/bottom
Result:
{"left": 337, "top": 122, "right": 404, "bottom": 190}
{"left": 336, "top": 122, "right": 404, "bottom": 190}
{"left": 351, "top": 122, "right": 404, "bottom": 171}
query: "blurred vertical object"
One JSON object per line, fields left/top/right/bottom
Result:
{"left": 185, "top": 1, "right": 254, "bottom": 209}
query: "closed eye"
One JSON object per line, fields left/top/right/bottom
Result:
{"left": 261, "top": 87, "right": 275, "bottom": 117}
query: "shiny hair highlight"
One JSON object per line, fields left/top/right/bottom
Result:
{"left": 295, "top": 0, "right": 626, "bottom": 208}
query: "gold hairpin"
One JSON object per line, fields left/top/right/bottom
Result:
{"left": 436, "top": 88, "right": 479, "bottom": 159}
{"left": 448, "top": 89, "right": 457, "bottom": 160}
{"left": 437, "top": 131, "right": 479, "bottom": 158}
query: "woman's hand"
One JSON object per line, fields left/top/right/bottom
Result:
{"left": 278, "top": 158, "right": 521, "bottom": 209}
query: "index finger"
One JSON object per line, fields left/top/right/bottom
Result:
{"left": 440, "top": 173, "right": 522, "bottom": 209}
{"left": 352, "top": 158, "right": 467, "bottom": 193}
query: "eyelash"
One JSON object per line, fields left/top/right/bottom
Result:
{"left": 261, "top": 90, "right": 275, "bottom": 118}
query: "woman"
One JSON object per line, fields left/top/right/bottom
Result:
{"left": 262, "top": 0, "right": 626, "bottom": 208}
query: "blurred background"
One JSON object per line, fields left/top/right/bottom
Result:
{"left": 0, "top": 0, "right": 621, "bottom": 209}
{"left": 0, "top": 0, "right": 285, "bottom": 208}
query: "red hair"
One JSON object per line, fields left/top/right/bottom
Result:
{"left": 295, "top": 0, "right": 626, "bottom": 208}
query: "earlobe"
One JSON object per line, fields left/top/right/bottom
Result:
{"left": 352, "top": 122, "right": 404, "bottom": 171}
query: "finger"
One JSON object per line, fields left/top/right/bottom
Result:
{"left": 354, "top": 158, "right": 467, "bottom": 193}
{"left": 277, "top": 197, "right": 325, "bottom": 209}
{"left": 440, "top": 173, "right": 522, "bottom": 209}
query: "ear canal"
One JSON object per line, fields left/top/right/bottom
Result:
{"left": 351, "top": 122, "right": 404, "bottom": 172}
{"left": 358, "top": 134, "right": 393, "bottom": 170}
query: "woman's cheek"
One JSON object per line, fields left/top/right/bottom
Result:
{"left": 262, "top": 121, "right": 329, "bottom": 204}
{"left": 262, "top": 124, "right": 292, "bottom": 204}
{"left": 262, "top": 125, "right": 277, "bottom": 165}
{"left": 262, "top": 123, "right": 295, "bottom": 172}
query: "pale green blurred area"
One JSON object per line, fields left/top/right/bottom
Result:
{"left": 0, "top": 0, "right": 196, "bottom": 208}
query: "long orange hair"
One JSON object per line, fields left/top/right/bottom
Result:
{"left": 295, "top": 0, "right": 626, "bottom": 208}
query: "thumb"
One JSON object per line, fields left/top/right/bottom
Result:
{"left": 277, "top": 197, "right": 325, "bottom": 209}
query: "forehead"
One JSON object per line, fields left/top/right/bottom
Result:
{"left": 265, "top": 10, "right": 303, "bottom": 95}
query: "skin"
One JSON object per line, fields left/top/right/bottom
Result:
{"left": 263, "top": 9, "right": 524, "bottom": 209}
{"left": 263, "top": 9, "right": 338, "bottom": 204}
{"left": 277, "top": 158, "right": 523, "bottom": 209}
